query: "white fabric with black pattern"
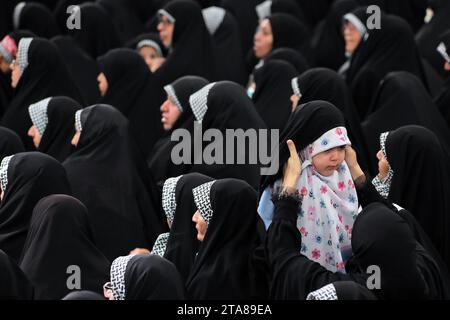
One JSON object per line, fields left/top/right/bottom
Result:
{"left": 164, "top": 85, "right": 183, "bottom": 112}
{"left": 291, "top": 77, "right": 302, "bottom": 99}
{"left": 189, "top": 83, "right": 215, "bottom": 122}
{"left": 162, "top": 175, "right": 182, "bottom": 224}
{"left": 372, "top": 131, "right": 394, "bottom": 199}
{"left": 13, "top": 2, "right": 26, "bottom": 30}
{"left": 137, "top": 40, "right": 163, "bottom": 57}
{"left": 192, "top": 180, "right": 215, "bottom": 224}
{"left": 151, "top": 232, "right": 170, "bottom": 257}
{"left": 437, "top": 42, "right": 450, "bottom": 64}
{"left": 306, "top": 283, "right": 338, "bottom": 300}
{"left": 17, "top": 37, "right": 33, "bottom": 72}
{"left": 110, "top": 255, "right": 134, "bottom": 300}
{"left": 0, "top": 156, "right": 14, "bottom": 194}
{"left": 158, "top": 9, "right": 176, "bottom": 24}
{"left": 29, "top": 97, "right": 51, "bottom": 136}
{"left": 74, "top": 109, "right": 83, "bottom": 132}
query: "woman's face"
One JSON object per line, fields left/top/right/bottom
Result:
{"left": 157, "top": 16, "right": 175, "bottom": 48}
{"left": 254, "top": 19, "right": 273, "bottom": 59}
{"left": 10, "top": 60, "right": 21, "bottom": 88}
{"left": 376, "top": 149, "right": 390, "bottom": 179}
{"left": 192, "top": 209, "right": 207, "bottom": 242}
{"left": 27, "top": 125, "right": 41, "bottom": 148}
{"left": 71, "top": 129, "right": 81, "bottom": 147}
{"left": 160, "top": 95, "right": 181, "bottom": 130}
{"left": 445, "top": 61, "right": 450, "bottom": 71}
{"left": 138, "top": 46, "right": 163, "bottom": 72}
{"left": 343, "top": 22, "right": 362, "bottom": 54}
{"left": 97, "top": 72, "right": 108, "bottom": 97}
{"left": 312, "top": 146, "right": 346, "bottom": 177}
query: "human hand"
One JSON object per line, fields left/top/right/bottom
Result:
{"left": 282, "top": 139, "right": 302, "bottom": 189}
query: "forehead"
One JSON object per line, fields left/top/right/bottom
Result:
{"left": 260, "top": 19, "right": 272, "bottom": 30}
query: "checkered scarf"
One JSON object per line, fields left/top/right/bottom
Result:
{"left": 29, "top": 97, "right": 52, "bottom": 136}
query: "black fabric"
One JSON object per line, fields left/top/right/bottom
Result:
{"left": 164, "top": 173, "right": 214, "bottom": 283}
{"left": 266, "top": 200, "right": 446, "bottom": 299}
{"left": 52, "top": 35, "right": 100, "bottom": 105}
{"left": 186, "top": 179, "right": 259, "bottom": 299}
{"left": 358, "top": 0, "right": 428, "bottom": 32}
{"left": 384, "top": 125, "right": 450, "bottom": 270}
{"left": 129, "top": 0, "right": 215, "bottom": 158}
{"left": 96, "top": 0, "right": 145, "bottom": 43}
{"left": 35, "top": 96, "right": 82, "bottom": 162}
{"left": 62, "top": 290, "right": 105, "bottom": 300}
{"left": 345, "top": 8, "right": 428, "bottom": 120}
{"left": 332, "top": 281, "right": 377, "bottom": 300}
{"left": 271, "top": 0, "right": 307, "bottom": 22}
{"left": 268, "top": 13, "right": 311, "bottom": 63}
{"left": 97, "top": 48, "right": 152, "bottom": 117}
{"left": 416, "top": 2, "right": 450, "bottom": 77}
{"left": 434, "top": 31, "right": 450, "bottom": 127}
{"left": 252, "top": 60, "right": 297, "bottom": 130}
{"left": 261, "top": 100, "right": 346, "bottom": 191}
{"left": 219, "top": 0, "right": 262, "bottom": 56}
{"left": 14, "top": 2, "right": 60, "bottom": 38}
{"left": 0, "top": 249, "right": 34, "bottom": 299}
{"left": 68, "top": 3, "right": 122, "bottom": 58}
{"left": 295, "top": 68, "right": 372, "bottom": 174}
{"left": 19, "top": 194, "right": 110, "bottom": 300}
{"left": 124, "top": 254, "right": 185, "bottom": 300}
{"left": 0, "top": 152, "right": 72, "bottom": 262}
{"left": 310, "top": 0, "right": 359, "bottom": 70}
{"left": 148, "top": 76, "right": 209, "bottom": 184}
{"left": 207, "top": 8, "right": 247, "bottom": 85}
{"left": 361, "top": 71, "right": 450, "bottom": 169}
{"left": 1, "top": 38, "right": 84, "bottom": 150}
{"left": 0, "top": 126, "right": 25, "bottom": 160}
{"left": 294, "top": 0, "right": 332, "bottom": 28}
{"left": 189, "top": 81, "right": 267, "bottom": 190}
{"left": 265, "top": 47, "right": 309, "bottom": 74}
{"left": 63, "top": 105, "right": 166, "bottom": 261}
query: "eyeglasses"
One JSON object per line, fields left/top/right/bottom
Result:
{"left": 158, "top": 16, "right": 173, "bottom": 26}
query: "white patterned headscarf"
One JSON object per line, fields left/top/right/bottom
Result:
{"left": 371, "top": 132, "right": 394, "bottom": 199}
{"left": 151, "top": 232, "right": 170, "bottom": 257}
{"left": 17, "top": 37, "right": 33, "bottom": 73}
{"left": 28, "top": 97, "right": 52, "bottom": 136}
{"left": 192, "top": 180, "right": 216, "bottom": 225}
{"left": 259, "top": 127, "right": 358, "bottom": 272}
{"left": 164, "top": 85, "right": 183, "bottom": 112}
{"left": 110, "top": 255, "right": 134, "bottom": 300}
{"left": 189, "top": 83, "right": 216, "bottom": 123}
{"left": 0, "top": 156, "right": 13, "bottom": 194}
{"left": 74, "top": 109, "right": 83, "bottom": 132}
{"left": 162, "top": 175, "right": 182, "bottom": 224}
{"left": 291, "top": 77, "right": 302, "bottom": 99}
{"left": 306, "top": 283, "right": 338, "bottom": 300}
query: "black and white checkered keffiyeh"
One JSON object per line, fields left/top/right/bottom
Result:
{"left": 151, "top": 232, "right": 170, "bottom": 257}
{"left": 17, "top": 37, "right": 33, "bottom": 73}
{"left": 306, "top": 283, "right": 338, "bottom": 300}
{"left": 74, "top": 109, "right": 83, "bottom": 132}
{"left": 192, "top": 180, "right": 215, "bottom": 224}
{"left": 28, "top": 97, "right": 51, "bottom": 136}
{"left": 371, "top": 132, "right": 394, "bottom": 199}
{"left": 437, "top": 42, "right": 450, "bottom": 64}
{"left": 291, "top": 77, "right": 302, "bottom": 99}
{"left": 162, "top": 175, "right": 182, "bottom": 224}
{"left": 164, "top": 85, "right": 183, "bottom": 112}
{"left": 157, "top": 9, "right": 176, "bottom": 24}
{"left": 189, "top": 83, "right": 216, "bottom": 122}
{"left": 0, "top": 156, "right": 13, "bottom": 194}
{"left": 110, "top": 255, "right": 134, "bottom": 300}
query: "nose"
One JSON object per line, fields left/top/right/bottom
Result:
{"left": 192, "top": 212, "right": 198, "bottom": 223}
{"left": 157, "top": 22, "right": 164, "bottom": 32}
{"left": 27, "top": 126, "right": 34, "bottom": 137}
{"left": 160, "top": 100, "right": 169, "bottom": 112}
